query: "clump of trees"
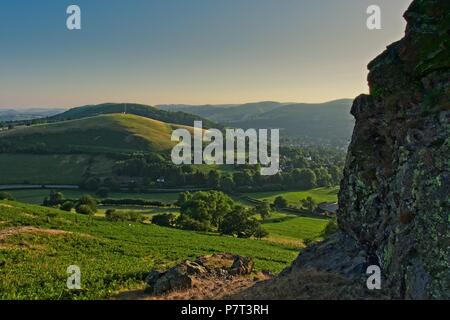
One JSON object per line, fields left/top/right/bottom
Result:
{"left": 75, "top": 195, "right": 97, "bottom": 215}
{"left": 152, "top": 213, "right": 177, "bottom": 227}
{"left": 105, "top": 209, "right": 142, "bottom": 222}
{"left": 172, "top": 191, "right": 268, "bottom": 239}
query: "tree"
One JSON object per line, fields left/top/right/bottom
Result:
{"left": 219, "top": 175, "right": 235, "bottom": 193}
{"left": 255, "top": 201, "right": 271, "bottom": 220}
{"left": 176, "top": 214, "right": 211, "bottom": 231}
{"left": 300, "top": 196, "right": 317, "bottom": 213}
{"left": 104, "top": 209, "right": 116, "bottom": 220}
{"left": 0, "top": 192, "right": 14, "bottom": 201}
{"left": 176, "top": 192, "right": 191, "bottom": 207}
{"left": 219, "top": 206, "right": 260, "bottom": 238}
{"left": 179, "top": 191, "right": 234, "bottom": 228}
{"left": 329, "top": 165, "right": 343, "bottom": 186}
{"left": 320, "top": 218, "right": 338, "bottom": 239}
{"left": 43, "top": 190, "right": 64, "bottom": 207}
{"left": 314, "top": 167, "right": 333, "bottom": 187}
{"left": 233, "top": 170, "right": 253, "bottom": 187}
{"left": 152, "top": 213, "right": 176, "bottom": 227}
{"left": 76, "top": 195, "right": 97, "bottom": 213}
{"left": 207, "top": 170, "right": 220, "bottom": 189}
{"left": 254, "top": 226, "right": 269, "bottom": 240}
{"left": 273, "top": 196, "right": 288, "bottom": 209}
{"left": 76, "top": 204, "right": 94, "bottom": 215}
{"left": 292, "top": 168, "right": 317, "bottom": 189}
{"left": 61, "top": 201, "right": 74, "bottom": 212}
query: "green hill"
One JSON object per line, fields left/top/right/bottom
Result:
{"left": 0, "top": 113, "right": 192, "bottom": 154}
{"left": 49, "top": 103, "right": 217, "bottom": 128}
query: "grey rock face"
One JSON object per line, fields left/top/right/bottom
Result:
{"left": 284, "top": 0, "right": 449, "bottom": 299}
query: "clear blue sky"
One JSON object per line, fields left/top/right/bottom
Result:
{"left": 0, "top": 0, "right": 412, "bottom": 108}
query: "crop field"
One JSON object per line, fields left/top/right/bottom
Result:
{"left": 248, "top": 187, "right": 339, "bottom": 205}
{"left": 0, "top": 200, "right": 331, "bottom": 299}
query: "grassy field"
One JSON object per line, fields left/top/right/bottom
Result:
{"left": 248, "top": 187, "right": 339, "bottom": 205}
{"left": 262, "top": 216, "right": 329, "bottom": 247}
{"left": 8, "top": 189, "right": 180, "bottom": 205}
{"left": 0, "top": 154, "right": 114, "bottom": 185}
{"left": 0, "top": 200, "right": 326, "bottom": 299}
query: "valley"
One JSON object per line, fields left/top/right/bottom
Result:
{"left": 0, "top": 102, "right": 342, "bottom": 300}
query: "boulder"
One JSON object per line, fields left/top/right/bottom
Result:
{"left": 146, "top": 254, "right": 254, "bottom": 295}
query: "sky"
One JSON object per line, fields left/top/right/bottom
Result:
{"left": 0, "top": 0, "right": 412, "bottom": 108}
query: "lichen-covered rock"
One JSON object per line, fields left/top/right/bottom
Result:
{"left": 145, "top": 254, "right": 255, "bottom": 295}
{"left": 283, "top": 0, "right": 449, "bottom": 300}
{"left": 338, "top": 0, "right": 449, "bottom": 299}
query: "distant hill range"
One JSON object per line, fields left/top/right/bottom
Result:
{"left": 158, "top": 99, "right": 354, "bottom": 147}
{"left": 47, "top": 103, "right": 217, "bottom": 129}
{"left": 1, "top": 100, "right": 355, "bottom": 150}
{"left": 0, "top": 108, "right": 66, "bottom": 122}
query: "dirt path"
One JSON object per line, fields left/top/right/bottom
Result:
{"left": 0, "top": 226, "right": 70, "bottom": 240}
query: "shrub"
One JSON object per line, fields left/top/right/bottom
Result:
{"left": 219, "top": 206, "right": 261, "bottom": 238}
{"left": 176, "top": 215, "right": 210, "bottom": 232}
{"left": 320, "top": 219, "right": 339, "bottom": 239}
{"left": 152, "top": 213, "right": 176, "bottom": 227}
{"left": 77, "top": 195, "right": 97, "bottom": 213}
{"left": 105, "top": 210, "right": 142, "bottom": 222}
{"left": 61, "top": 201, "right": 74, "bottom": 212}
{"left": 76, "top": 204, "right": 94, "bottom": 215}
{"left": 254, "top": 226, "right": 269, "bottom": 240}
{"left": 0, "top": 192, "right": 14, "bottom": 201}
{"left": 273, "top": 196, "right": 288, "bottom": 209}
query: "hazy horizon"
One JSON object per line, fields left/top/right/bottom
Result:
{"left": 1, "top": 0, "right": 412, "bottom": 108}
{"left": 0, "top": 98, "right": 356, "bottom": 110}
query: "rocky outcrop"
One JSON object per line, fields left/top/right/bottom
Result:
{"left": 145, "top": 253, "right": 255, "bottom": 295}
{"left": 278, "top": 0, "right": 449, "bottom": 300}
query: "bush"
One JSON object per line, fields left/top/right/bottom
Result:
{"left": 77, "top": 195, "right": 97, "bottom": 213}
{"left": 76, "top": 204, "right": 94, "bottom": 215}
{"left": 105, "top": 209, "right": 142, "bottom": 222}
{"left": 176, "top": 215, "right": 210, "bottom": 232}
{"left": 0, "top": 192, "right": 14, "bottom": 201}
{"left": 152, "top": 213, "right": 176, "bottom": 227}
{"left": 254, "top": 226, "right": 269, "bottom": 239}
{"left": 61, "top": 201, "right": 74, "bottom": 212}
{"left": 320, "top": 219, "right": 339, "bottom": 239}
{"left": 273, "top": 196, "right": 288, "bottom": 209}
{"left": 219, "top": 206, "right": 261, "bottom": 238}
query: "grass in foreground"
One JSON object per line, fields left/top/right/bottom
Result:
{"left": 0, "top": 200, "right": 327, "bottom": 300}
